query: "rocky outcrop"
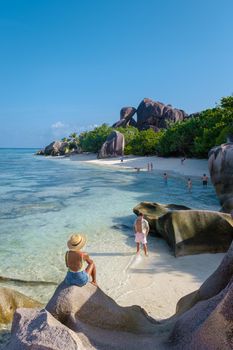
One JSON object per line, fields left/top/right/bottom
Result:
{"left": 169, "top": 240, "right": 233, "bottom": 349}
{"left": 176, "top": 238, "right": 233, "bottom": 316}
{"left": 112, "top": 107, "right": 137, "bottom": 128}
{"left": 35, "top": 149, "right": 45, "bottom": 155}
{"left": 7, "top": 241, "right": 233, "bottom": 349}
{"left": 157, "top": 210, "right": 233, "bottom": 256}
{"left": 133, "top": 202, "right": 190, "bottom": 235}
{"left": 208, "top": 142, "right": 233, "bottom": 212}
{"left": 7, "top": 282, "right": 162, "bottom": 350}
{"left": 46, "top": 282, "right": 158, "bottom": 333}
{"left": 36, "top": 140, "right": 82, "bottom": 156}
{"left": 0, "top": 286, "right": 42, "bottom": 325}
{"left": 98, "top": 131, "right": 125, "bottom": 158}
{"left": 112, "top": 98, "right": 188, "bottom": 131}
{"left": 120, "top": 107, "right": 137, "bottom": 121}
{"left": 44, "top": 141, "right": 69, "bottom": 156}
{"left": 133, "top": 202, "right": 233, "bottom": 256}
{"left": 6, "top": 308, "right": 85, "bottom": 350}
{"left": 136, "top": 98, "right": 187, "bottom": 130}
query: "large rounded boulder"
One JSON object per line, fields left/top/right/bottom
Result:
{"left": 0, "top": 286, "right": 42, "bottom": 325}
{"left": 120, "top": 107, "right": 137, "bottom": 120}
{"left": 208, "top": 142, "right": 233, "bottom": 212}
{"left": 133, "top": 202, "right": 191, "bottom": 235}
{"left": 112, "top": 107, "right": 137, "bottom": 128}
{"left": 46, "top": 282, "right": 157, "bottom": 334}
{"left": 169, "top": 241, "right": 233, "bottom": 349}
{"left": 6, "top": 308, "right": 85, "bottom": 350}
{"left": 98, "top": 131, "right": 125, "bottom": 158}
{"left": 136, "top": 98, "right": 187, "bottom": 130}
{"left": 7, "top": 243, "right": 233, "bottom": 349}
{"left": 4, "top": 244, "right": 233, "bottom": 350}
{"left": 157, "top": 210, "right": 233, "bottom": 256}
{"left": 44, "top": 141, "right": 69, "bottom": 156}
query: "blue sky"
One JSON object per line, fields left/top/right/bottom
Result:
{"left": 0, "top": 0, "right": 233, "bottom": 147}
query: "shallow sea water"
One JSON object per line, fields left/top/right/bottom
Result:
{"left": 0, "top": 149, "right": 220, "bottom": 305}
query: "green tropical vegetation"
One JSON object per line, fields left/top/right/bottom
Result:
{"left": 58, "top": 95, "right": 233, "bottom": 158}
{"left": 79, "top": 124, "right": 113, "bottom": 153}
{"left": 157, "top": 95, "right": 233, "bottom": 157}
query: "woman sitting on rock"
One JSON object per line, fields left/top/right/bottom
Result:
{"left": 65, "top": 234, "right": 97, "bottom": 287}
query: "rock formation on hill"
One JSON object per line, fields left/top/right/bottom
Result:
{"left": 112, "top": 107, "right": 137, "bottom": 128}
{"left": 136, "top": 98, "right": 187, "bottom": 130}
{"left": 6, "top": 241, "right": 233, "bottom": 349}
{"left": 208, "top": 142, "right": 233, "bottom": 212}
{"left": 98, "top": 130, "right": 125, "bottom": 158}
{"left": 133, "top": 202, "right": 233, "bottom": 256}
{"left": 38, "top": 97, "right": 188, "bottom": 157}
{"left": 112, "top": 98, "right": 188, "bottom": 131}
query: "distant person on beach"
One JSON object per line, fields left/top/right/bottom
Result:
{"left": 120, "top": 156, "right": 124, "bottom": 163}
{"left": 134, "top": 213, "right": 149, "bottom": 256}
{"left": 65, "top": 233, "right": 97, "bottom": 287}
{"left": 202, "top": 174, "right": 208, "bottom": 187}
{"left": 187, "top": 178, "right": 192, "bottom": 192}
{"left": 163, "top": 173, "right": 168, "bottom": 183}
{"left": 181, "top": 157, "right": 186, "bottom": 165}
{"left": 147, "top": 163, "right": 150, "bottom": 171}
{"left": 150, "top": 162, "right": 153, "bottom": 171}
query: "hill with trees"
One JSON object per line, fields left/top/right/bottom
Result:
{"left": 38, "top": 96, "right": 233, "bottom": 158}
{"left": 77, "top": 96, "right": 233, "bottom": 158}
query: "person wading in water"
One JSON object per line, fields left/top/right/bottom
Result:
{"left": 134, "top": 213, "right": 150, "bottom": 256}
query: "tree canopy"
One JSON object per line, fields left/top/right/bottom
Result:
{"left": 57, "top": 95, "right": 233, "bottom": 158}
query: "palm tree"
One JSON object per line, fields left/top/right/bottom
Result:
{"left": 69, "top": 132, "right": 78, "bottom": 140}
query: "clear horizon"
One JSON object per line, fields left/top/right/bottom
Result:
{"left": 1, "top": 0, "right": 233, "bottom": 147}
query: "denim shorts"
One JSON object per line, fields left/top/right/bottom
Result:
{"left": 65, "top": 270, "right": 89, "bottom": 287}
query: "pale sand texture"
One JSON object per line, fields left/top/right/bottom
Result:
{"left": 70, "top": 153, "right": 209, "bottom": 177}
{"left": 69, "top": 153, "right": 222, "bottom": 320}
{"left": 111, "top": 238, "right": 224, "bottom": 319}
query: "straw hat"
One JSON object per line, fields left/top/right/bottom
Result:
{"left": 67, "top": 234, "right": 86, "bottom": 251}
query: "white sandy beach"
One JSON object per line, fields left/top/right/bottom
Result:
{"left": 68, "top": 153, "right": 223, "bottom": 320}
{"left": 70, "top": 153, "right": 209, "bottom": 177}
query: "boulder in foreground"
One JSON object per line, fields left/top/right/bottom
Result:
{"left": 0, "top": 286, "right": 42, "bottom": 325}
{"left": 170, "top": 240, "right": 233, "bottom": 349}
{"left": 46, "top": 282, "right": 158, "bottom": 334}
{"left": 7, "top": 282, "right": 164, "bottom": 350}
{"left": 7, "top": 240, "right": 233, "bottom": 349}
{"left": 6, "top": 308, "right": 85, "bottom": 350}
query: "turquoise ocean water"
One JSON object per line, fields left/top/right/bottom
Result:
{"left": 0, "top": 148, "right": 219, "bottom": 305}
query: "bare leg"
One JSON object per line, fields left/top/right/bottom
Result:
{"left": 86, "top": 262, "right": 97, "bottom": 286}
{"left": 143, "top": 244, "right": 148, "bottom": 256}
{"left": 136, "top": 242, "right": 140, "bottom": 254}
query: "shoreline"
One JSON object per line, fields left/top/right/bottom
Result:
{"left": 0, "top": 152, "right": 222, "bottom": 341}
{"left": 67, "top": 152, "right": 222, "bottom": 320}
{"left": 69, "top": 153, "right": 210, "bottom": 178}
